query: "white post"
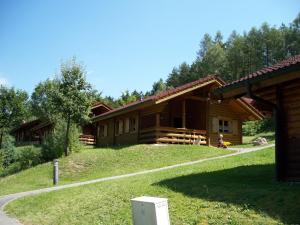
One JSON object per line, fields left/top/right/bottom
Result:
{"left": 131, "top": 196, "right": 170, "bottom": 225}
{"left": 53, "top": 159, "right": 59, "bottom": 185}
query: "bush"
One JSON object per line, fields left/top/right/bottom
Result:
{"left": 243, "top": 118, "right": 275, "bottom": 136}
{"left": 15, "top": 146, "right": 43, "bottom": 170}
{"left": 0, "top": 162, "right": 22, "bottom": 177}
{"left": 1, "top": 134, "right": 16, "bottom": 168}
{"left": 41, "top": 120, "right": 82, "bottom": 161}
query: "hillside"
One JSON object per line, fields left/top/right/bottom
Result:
{"left": 0, "top": 145, "right": 231, "bottom": 196}
{"left": 6, "top": 147, "right": 300, "bottom": 225}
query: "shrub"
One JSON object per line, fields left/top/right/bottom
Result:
{"left": 1, "top": 134, "right": 16, "bottom": 168}
{"left": 0, "top": 162, "right": 22, "bottom": 177}
{"left": 243, "top": 118, "right": 275, "bottom": 136}
{"left": 15, "top": 146, "right": 43, "bottom": 170}
{"left": 41, "top": 120, "right": 82, "bottom": 161}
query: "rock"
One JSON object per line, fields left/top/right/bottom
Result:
{"left": 252, "top": 137, "right": 268, "bottom": 146}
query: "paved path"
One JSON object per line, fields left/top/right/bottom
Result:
{"left": 0, "top": 144, "right": 274, "bottom": 225}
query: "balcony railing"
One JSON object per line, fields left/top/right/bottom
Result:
{"left": 79, "top": 134, "right": 96, "bottom": 145}
{"left": 139, "top": 126, "right": 207, "bottom": 145}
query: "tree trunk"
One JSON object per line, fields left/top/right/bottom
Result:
{"left": 0, "top": 131, "right": 3, "bottom": 149}
{"left": 65, "top": 115, "right": 71, "bottom": 156}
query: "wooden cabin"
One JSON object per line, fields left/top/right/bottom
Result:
{"left": 216, "top": 54, "right": 300, "bottom": 181}
{"left": 13, "top": 119, "right": 45, "bottom": 145}
{"left": 13, "top": 102, "right": 112, "bottom": 145}
{"left": 93, "top": 75, "right": 262, "bottom": 147}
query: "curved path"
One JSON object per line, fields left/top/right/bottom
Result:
{"left": 0, "top": 144, "right": 274, "bottom": 225}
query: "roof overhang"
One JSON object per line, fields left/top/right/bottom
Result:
{"left": 215, "top": 63, "right": 300, "bottom": 99}
{"left": 92, "top": 77, "right": 224, "bottom": 122}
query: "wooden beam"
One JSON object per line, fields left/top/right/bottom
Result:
{"left": 155, "top": 80, "right": 217, "bottom": 104}
{"left": 182, "top": 100, "right": 186, "bottom": 128}
{"left": 275, "top": 86, "right": 286, "bottom": 181}
{"left": 206, "top": 99, "right": 211, "bottom": 146}
{"left": 185, "top": 96, "right": 207, "bottom": 101}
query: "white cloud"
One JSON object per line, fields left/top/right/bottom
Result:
{"left": 0, "top": 77, "right": 8, "bottom": 86}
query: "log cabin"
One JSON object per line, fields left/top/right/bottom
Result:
{"left": 215, "top": 54, "right": 300, "bottom": 181}
{"left": 93, "top": 75, "right": 262, "bottom": 147}
{"left": 13, "top": 102, "right": 112, "bottom": 145}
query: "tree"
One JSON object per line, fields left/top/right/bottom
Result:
{"left": 201, "top": 43, "right": 228, "bottom": 76}
{"left": 117, "top": 90, "right": 138, "bottom": 106}
{"left": 149, "top": 78, "right": 168, "bottom": 95}
{"left": 197, "top": 33, "right": 213, "bottom": 60}
{"left": 31, "top": 79, "right": 59, "bottom": 121}
{"left": 53, "top": 58, "right": 94, "bottom": 156}
{"left": 0, "top": 86, "right": 28, "bottom": 148}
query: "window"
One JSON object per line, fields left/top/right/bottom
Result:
{"left": 219, "top": 119, "right": 230, "bottom": 133}
{"left": 130, "top": 117, "right": 138, "bottom": 133}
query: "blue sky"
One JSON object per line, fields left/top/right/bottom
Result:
{"left": 0, "top": 0, "right": 299, "bottom": 98}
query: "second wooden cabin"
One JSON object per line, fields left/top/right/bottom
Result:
{"left": 93, "top": 75, "right": 262, "bottom": 146}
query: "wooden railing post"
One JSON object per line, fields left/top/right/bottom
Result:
{"left": 182, "top": 100, "right": 186, "bottom": 128}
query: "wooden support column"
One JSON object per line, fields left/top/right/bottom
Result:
{"left": 275, "top": 86, "right": 286, "bottom": 181}
{"left": 182, "top": 100, "right": 186, "bottom": 128}
{"left": 205, "top": 99, "right": 210, "bottom": 146}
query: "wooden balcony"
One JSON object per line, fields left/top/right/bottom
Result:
{"left": 79, "top": 134, "right": 96, "bottom": 145}
{"left": 139, "top": 126, "right": 207, "bottom": 145}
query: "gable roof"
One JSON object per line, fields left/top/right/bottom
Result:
{"left": 91, "top": 102, "right": 113, "bottom": 110}
{"left": 93, "top": 75, "right": 263, "bottom": 121}
{"left": 215, "top": 54, "right": 300, "bottom": 96}
{"left": 93, "top": 75, "right": 223, "bottom": 121}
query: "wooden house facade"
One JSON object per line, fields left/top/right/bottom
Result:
{"left": 216, "top": 54, "right": 300, "bottom": 181}
{"left": 93, "top": 76, "right": 262, "bottom": 147}
{"left": 13, "top": 102, "right": 112, "bottom": 145}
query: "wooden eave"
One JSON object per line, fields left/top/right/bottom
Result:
{"left": 92, "top": 77, "right": 261, "bottom": 122}
{"left": 92, "top": 99, "right": 155, "bottom": 122}
{"left": 237, "top": 98, "right": 264, "bottom": 120}
{"left": 215, "top": 64, "right": 300, "bottom": 99}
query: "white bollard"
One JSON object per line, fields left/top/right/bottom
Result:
{"left": 131, "top": 196, "right": 170, "bottom": 225}
{"left": 53, "top": 159, "right": 59, "bottom": 185}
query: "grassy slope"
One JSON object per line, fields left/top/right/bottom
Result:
{"left": 0, "top": 145, "right": 231, "bottom": 196}
{"left": 231, "top": 131, "right": 275, "bottom": 148}
{"left": 6, "top": 147, "right": 300, "bottom": 225}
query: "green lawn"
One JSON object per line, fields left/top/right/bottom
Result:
{"left": 5, "top": 147, "right": 300, "bottom": 225}
{"left": 0, "top": 144, "right": 231, "bottom": 196}
{"left": 232, "top": 132, "right": 275, "bottom": 148}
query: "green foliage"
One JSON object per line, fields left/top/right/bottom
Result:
{"left": 0, "top": 86, "right": 28, "bottom": 147}
{"left": 30, "top": 79, "right": 60, "bottom": 121}
{"left": 41, "top": 120, "right": 82, "bottom": 161}
{"left": 15, "top": 146, "right": 43, "bottom": 170}
{"left": 1, "top": 134, "right": 16, "bottom": 168}
{"left": 243, "top": 118, "right": 275, "bottom": 136}
{"left": 53, "top": 58, "right": 94, "bottom": 155}
{"left": 0, "top": 146, "right": 43, "bottom": 177}
{"left": 117, "top": 90, "right": 138, "bottom": 106}
{"left": 161, "top": 13, "right": 300, "bottom": 88}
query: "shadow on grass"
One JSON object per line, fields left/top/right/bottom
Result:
{"left": 155, "top": 164, "right": 300, "bottom": 224}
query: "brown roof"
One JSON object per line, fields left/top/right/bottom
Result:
{"left": 11, "top": 119, "right": 41, "bottom": 133}
{"left": 218, "top": 54, "right": 300, "bottom": 92}
{"left": 91, "top": 102, "right": 113, "bottom": 110}
{"left": 92, "top": 75, "right": 228, "bottom": 121}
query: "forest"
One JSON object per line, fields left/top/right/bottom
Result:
{"left": 102, "top": 12, "right": 300, "bottom": 107}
